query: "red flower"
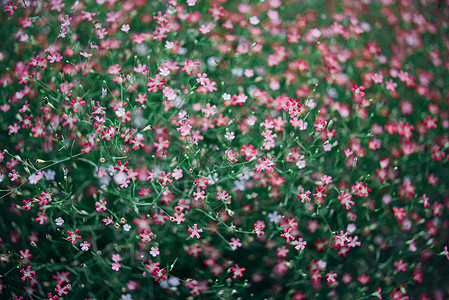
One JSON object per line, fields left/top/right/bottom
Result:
{"left": 151, "top": 267, "right": 167, "bottom": 282}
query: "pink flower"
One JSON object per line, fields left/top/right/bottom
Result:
{"left": 443, "top": 246, "right": 449, "bottom": 260}
{"left": 103, "top": 215, "right": 113, "bottom": 225}
{"left": 314, "top": 119, "right": 327, "bottom": 131}
{"left": 111, "top": 262, "right": 121, "bottom": 271}
{"left": 151, "top": 267, "right": 167, "bottom": 282}
{"left": 66, "top": 229, "right": 81, "bottom": 244}
{"left": 333, "top": 231, "right": 350, "bottom": 247}
{"left": 4, "top": 1, "right": 17, "bottom": 15}
{"left": 230, "top": 264, "right": 245, "bottom": 279}
{"left": 338, "top": 191, "right": 354, "bottom": 210}
{"left": 121, "top": 24, "right": 130, "bottom": 32}
{"left": 172, "top": 168, "right": 183, "bottom": 180}
{"left": 293, "top": 238, "right": 307, "bottom": 250}
{"left": 394, "top": 259, "right": 407, "bottom": 272}
{"left": 326, "top": 271, "right": 337, "bottom": 284}
{"left": 199, "top": 24, "right": 211, "bottom": 34}
{"left": 107, "top": 64, "right": 121, "bottom": 75}
{"left": 139, "top": 230, "right": 154, "bottom": 243}
{"left": 256, "top": 155, "right": 276, "bottom": 173}
{"left": 393, "top": 207, "right": 406, "bottom": 221}
{"left": 20, "top": 266, "right": 35, "bottom": 281}
{"left": 313, "top": 187, "right": 327, "bottom": 203}
{"left": 351, "top": 84, "right": 365, "bottom": 97}
{"left": 229, "top": 238, "right": 242, "bottom": 250}
{"left": 253, "top": 222, "right": 265, "bottom": 238}
{"left": 150, "top": 246, "right": 160, "bottom": 257}
{"left": 188, "top": 224, "right": 203, "bottom": 239}
{"left": 226, "top": 149, "right": 239, "bottom": 163}
{"left": 158, "top": 171, "right": 173, "bottom": 186}
{"left": 80, "top": 241, "right": 90, "bottom": 251}
{"left": 385, "top": 79, "right": 397, "bottom": 92}
{"left": 95, "top": 199, "right": 107, "bottom": 212}
{"left": 280, "top": 226, "right": 295, "bottom": 242}
{"left": 112, "top": 253, "right": 122, "bottom": 262}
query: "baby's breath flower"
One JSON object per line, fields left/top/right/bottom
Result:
{"left": 121, "top": 24, "right": 130, "bottom": 32}
{"left": 249, "top": 16, "right": 260, "bottom": 25}
{"left": 115, "top": 107, "right": 126, "bottom": 118}
{"left": 55, "top": 217, "right": 64, "bottom": 226}
{"left": 224, "top": 131, "right": 235, "bottom": 141}
{"left": 150, "top": 246, "right": 159, "bottom": 257}
{"left": 268, "top": 211, "right": 281, "bottom": 223}
{"left": 231, "top": 67, "right": 243, "bottom": 77}
{"left": 222, "top": 93, "right": 231, "bottom": 101}
{"left": 80, "top": 241, "right": 90, "bottom": 251}
{"left": 44, "top": 169, "right": 55, "bottom": 181}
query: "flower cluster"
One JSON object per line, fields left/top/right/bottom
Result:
{"left": 0, "top": 0, "right": 448, "bottom": 299}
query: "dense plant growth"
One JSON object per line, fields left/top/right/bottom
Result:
{"left": 1, "top": 0, "right": 449, "bottom": 299}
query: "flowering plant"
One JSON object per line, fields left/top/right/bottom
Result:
{"left": 0, "top": 0, "right": 448, "bottom": 299}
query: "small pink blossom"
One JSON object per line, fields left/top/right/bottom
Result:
{"left": 188, "top": 224, "right": 203, "bottom": 239}
{"left": 80, "top": 241, "right": 90, "bottom": 251}
{"left": 4, "top": 1, "right": 17, "bottom": 15}
{"left": 121, "top": 24, "right": 130, "bottom": 32}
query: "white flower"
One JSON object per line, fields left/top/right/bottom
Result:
{"left": 159, "top": 67, "right": 170, "bottom": 77}
{"left": 165, "top": 41, "right": 174, "bottom": 49}
{"left": 206, "top": 173, "right": 219, "bottom": 184}
{"left": 222, "top": 93, "right": 231, "bottom": 101}
{"left": 123, "top": 224, "right": 131, "bottom": 231}
{"left": 28, "top": 173, "right": 40, "bottom": 185}
{"left": 178, "top": 111, "right": 187, "bottom": 119}
{"left": 327, "top": 87, "right": 338, "bottom": 98}
{"left": 114, "top": 171, "right": 127, "bottom": 185}
{"left": 168, "top": 276, "right": 180, "bottom": 287}
{"left": 159, "top": 280, "right": 169, "bottom": 289}
{"left": 361, "top": 22, "right": 371, "bottom": 32}
{"left": 268, "top": 211, "right": 282, "bottom": 223}
{"left": 121, "top": 24, "right": 130, "bottom": 32}
{"left": 347, "top": 223, "right": 357, "bottom": 233}
{"left": 231, "top": 67, "right": 243, "bottom": 77}
{"left": 310, "top": 28, "right": 322, "bottom": 39}
{"left": 30, "top": 171, "right": 43, "bottom": 184}
{"left": 150, "top": 246, "right": 159, "bottom": 257}
{"left": 382, "top": 194, "right": 392, "bottom": 205}
{"left": 121, "top": 294, "right": 132, "bottom": 300}
{"left": 207, "top": 56, "right": 218, "bottom": 67}
{"left": 225, "top": 131, "right": 235, "bottom": 141}
{"left": 249, "top": 16, "right": 260, "bottom": 25}
{"left": 116, "top": 107, "right": 126, "bottom": 118}
{"left": 323, "top": 142, "right": 332, "bottom": 152}
{"left": 239, "top": 167, "right": 253, "bottom": 180}
{"left": 296, "top": 160, "right": 306, "bottom": 169}
{"left": 305, "top": 99, "right": 316, "bottom": 108}
{"left": 172, "top": 168, "right": 183, "bottom": 180}
{"left": 317, "top": 260, "right": 326, "bottom": 269}
{"left": 234, "top": 179, "right": 246, "bottom": 191}
{"left": 177, "top": 47, "right": 187, "bottom": 55}
{"left": 247, "top": 115, "right": 257, "bottom": 126}
{"left": 44, "top": 169, "right": 55, "bottom": 181}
